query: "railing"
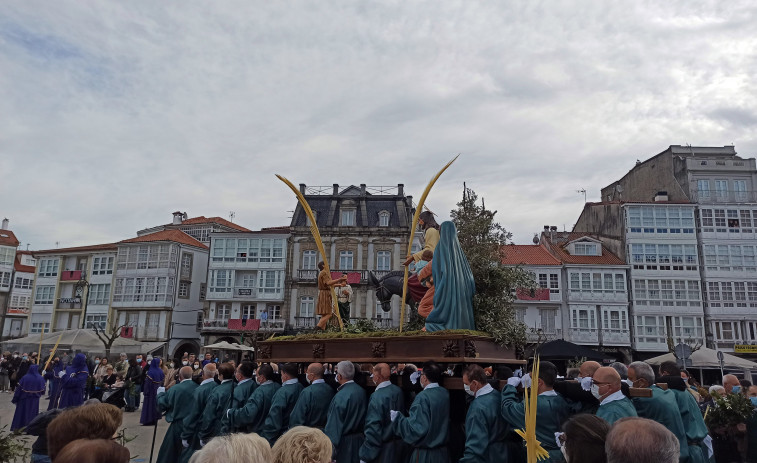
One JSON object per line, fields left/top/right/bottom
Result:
{"left": 567, "top": 290, "right": 628, "bottom": 302}
{"left": 294, "top": 316, "right": 317, "bottom": 328}
{"left": 296, "top": 269, "right": 392, "bottom": 284}
{"left": 302, "top": 185, "right": 401, "bottom": 196}
{"left": 60, "top": 270, "right": 84, "bottom": 281}
{"left": 691, "top": 190, "right": 757, "bottom": 204}
{"left": 527, "top": 329, "right": 562, "bottom": 343}
{"left": 201, "top": 318, "right": 285, "bottom": 331}
{"left": 292, "top": 316, "right": 394, "bottom": 329}
{"left": 570, "top": 328, "right": 599, "bottom": 344}
{"left": 601, "top": 330, "right": 631, "bottom": 345}
{"left": 206, "top": 287, "right": 284, "bottom": 300}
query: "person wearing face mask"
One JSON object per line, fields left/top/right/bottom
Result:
{"left": 224, "top": 364, "right": 280, "bottom": 434}
{"left": 191, "top": 360, "right": 203, "bottom": 384}
{"left": 358, "top": 363, "right": 405, "bottom": 463}
{"left": 198, "top": 362, "right": 236, "bottom": 446}
{"left": 391, "top": 361, "right": 449, "bottom": 463}
{"left": 658, "top": 362, "right": 709, "bottom": 463}
{"left": 592, "top": 367, "right": 637, "bottom": 424}
{"left": 553, "top": 360, "right": 604, "bottom": 415}
{"left": 180, "top": 363, "right": 218, "bottom": 463}
{"left": 458, "top": 364, "right": 507, "bottom": 463}
{"left": 627, "top": 361, "right": 689, "bottom": 463}
{"left": 501, "top": 360, "right": 570, "bottom": 463}
{"left": 115, "top": 353, "right": 129, "bottom": 378}
{"left": 746, "top": 385, "right": 757, "bottom": 463}
{"left": 723, "top": 374, "right": 742, "bottom": 395}
{"left": 260, "top": 363, "right": 305, "bottom": 445}
{"left": 325, "top": 360, "right": 368, "bottom": 463}
{"left": 289, "top": 362, "right": 335, "bottom": 429}
{"left": 156, "top": 366, "right": 198, "bottom": 463}
{"left": 225, "top": 361, "right": 257, "bottom": 421}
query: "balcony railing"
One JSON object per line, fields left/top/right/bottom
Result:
{"left": 691, "top": 190, "right": 757, "bottom": 204}
{"left": 567, "top": 290, "right": 627, "bottom": 303}
{"left": 296, "top": 269, "right": 392, "bottom": 284}
{"left": 292, "top": 316, "right": 394, "bottom": 329}
{"left": 201, "top": 318, "right": 285, "bottom": 332}
{"left": 571, "top": 328, "right": 599, "bottom": 344}
{"left": 207, "top": 287, "right": 284, "bottom": 300}
{"left": 526, "top": 329, "right": 562, "bottom": 343}
{"left": 601, "top": 329, "right": 631, "bottom": 345}
{"left": 60, "top": 270, "right": 84, "bottom": 281}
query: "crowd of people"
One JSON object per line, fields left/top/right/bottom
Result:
{"left": 4, "top": 347, "right": 757, "bottom": 463}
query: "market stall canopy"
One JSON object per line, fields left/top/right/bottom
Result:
{"left": 645, "top": 346, "right": 757, "bottom": 369}
{"left": 1, "top": 329, "right": 165, "bottom": 355}
{"left": 535, "top": 339, "right": 613, "bottom": 362}
{"left": 203, "top": 340, "right": 254, "bottom": 352}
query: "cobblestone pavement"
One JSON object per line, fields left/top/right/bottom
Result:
{"left": 0, "top": 390, "right": 170, "bottom": 462}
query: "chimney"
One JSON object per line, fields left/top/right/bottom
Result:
{"left": 1, "top": 218, "right": 8, "bottom": 230}
{"left": 543, "top": 225, "right": 550, "bottom": 231}
{"left": 654, "top": 191, "right": 669, "bottom": 202}
{"left": 299, "top": 183, "right": 306, "bottom": 194}
{"left": 550, "top": 225, "right": 557, "bottom": 241}
{"left": 333, "top": 184, "right": 339, "bottom": 195}
{"left": 360, "top": 184, "right": 366, "bottom": 196}
{"left": 398, "top": 184, "right": 404, "bottom": 196}
{"left": 172, "top": 211, "right": 184, "bottom": 225}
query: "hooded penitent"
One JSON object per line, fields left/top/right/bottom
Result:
{"left": 11, "top": 364, "right": 46, "bottom": 430}
{"left": 59, "top": 353, "right": 89, "bottom": 409}
{"left": 141, "top": 357, "right": 165, "bottom": 426}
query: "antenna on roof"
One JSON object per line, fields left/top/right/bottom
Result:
{"left": 55, "top": 241, "right": 59, "bottom": 248}
{"left": 229, "top": 211, "right": 236, "bottom": 223}
{"left": 26, "top": 244, "right": 30, "bottom": 250}
{"left": 576, "top": 188, "right": 587, "bottom": 203}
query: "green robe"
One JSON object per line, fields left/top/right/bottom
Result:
{"left": 596, "top": 396, "right": 638, "bottom": 424}
{"left": 501, "top": 385, "right": 570, "bottom": 463}
{"left": 670, "top": 388, "right": 709, "bottom": 463}
{"left": 632, "top": 386, "right": 689, "bottom": 463}
{"left": 232, "top": 378, "right": 257, "bottom": 408}
{"left": 226, "top": 380, "right": 280, "bottom": 433}
{"left": 359, "top": 383, "right": 406, "bottom": 463}
{"left": 156, "top": 379, "right": 198, "bottom": 463}
{"left": 460, "top": 387, "right": 508, "bottom": 463}
{"left": 324, "top": 381, "right": 368, "bottom": 463}
{"left": 199, "top": 380, "right": 234, "bottom": 443}
{"left": 289, "top": 380, "right": 335, "bottom": 428}
{"left": 179, "top": 380, "right": 218, "bottom": 463}
{"left": 260, "top": 380, "right": 304, "bottom": 445}
{"left": 392, "top": 384, "right": 450, "bottom": 463}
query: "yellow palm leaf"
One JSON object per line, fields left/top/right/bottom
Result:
{"left": 518, "top": 356, "right": 550, "bottom": 463}
{"left": 399, "top": 154, "right": 459, "bottom": 331}
{"left": 277, "top": 175, "right": 343, "bottom": 331}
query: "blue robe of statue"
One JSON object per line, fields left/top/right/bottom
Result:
{"left": 141, "top": 358, "right": 165, "bottom": 425}
{"left": 44, "top": 361, "right": 64, "bottom": 410}
{"left": 425, "top": 221, "right": 476, "bottom": 332}
{"left": 58, "top": 353, "right": 89, "bottom": 409}
{"left": 12, "top": 364, "right": 46, "bottom": 430}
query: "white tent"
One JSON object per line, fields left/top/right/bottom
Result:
{"left": 645, "top": 346, "right": 757, "bottom": 369}
{"left": 203, "top": 341, "right": 254, "bottom": 352}
{"left": 1, "top": 329, "right": 165, "bottom": 356}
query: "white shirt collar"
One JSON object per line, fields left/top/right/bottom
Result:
{"left": 283, "top": 378, "right": 299, "bottom": 385}
{"left": 424, "top": 382, "right": 440, "bottom": 390}
{"left": 539, "top": 389, "right": 558, "bottom": 397}
{"left": 200, "top": 378, "right": 215, "bottom": 386}
{"left": 259, "top": 380, "right": 273, "bottom": 386}
{"left": 238, "top": 378, "right": 251, "bottom": 385}
{"left": 475, "top": 383, "right": 494, "bottom": 398}
{"left": 600, "top": 390, "right": 626, "bottom": 406}
{"left": 376, "top": 380, "right": 391, "bottom": 390}
{"left": 312, "top": 379, "right": 325, "bottom": 384}
{"left": 221, "top": 379, "right": 232, "bottom": 384}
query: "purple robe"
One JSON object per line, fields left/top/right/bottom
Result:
{"left": 44, "top": 361, "right": 64, "bottom": 410}
{"left": 141, "top": 358, "right": 165, "bottom": 425}
{"left": 58, "top": 353, "right": 89, "bottom": 409}
{"left": 12, "top": 364, "right": 45, "bottom": 430}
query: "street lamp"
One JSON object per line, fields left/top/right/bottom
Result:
{"left": 76, "top": 274, "right": 90, "bottom": 329}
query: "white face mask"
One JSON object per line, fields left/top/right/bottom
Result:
{"left": 590, "top": 384, "right": 601, "bottom": 400}
{"left": 463, "top": 383, "right": 475, "bottom": 397}
{"left": 194, "top": 364, "right": 200, "bottom": 369}
{"left": 306, "top": 375, "right": 312, "bottom": 384}
{"left": 182, "top": 361, "right": 189, "bottom": 366}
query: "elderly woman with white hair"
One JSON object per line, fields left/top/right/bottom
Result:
{"left": 273, "top": 426, "right": 332, "bottom": 463}
{"left": 188, "top": 432, "right": 271, "bottom": 463}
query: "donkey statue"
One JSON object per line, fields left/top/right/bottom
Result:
{"left": 367, "top": 270, "right": 425, "bottom": 313}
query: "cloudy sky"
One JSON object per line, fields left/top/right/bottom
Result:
{"left": 2, "top": 1, "right": 756, "bottom": 249}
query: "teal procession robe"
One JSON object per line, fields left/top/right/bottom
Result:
{"left": 425, "top": 221, "right": 476, "bottom": 332}
{"left": 392, "top": 383, "right": 450, "bottom": 463}
{"left": 460, "top": 386, "right": 508, "bottom": 463}
{"left": 324, "top": 381, "right": 368, "bottom": 463}
{"left": 632, "top": 385, "right": 690, "bottom": 463}
{"left": 219, "top": 378, "right": 257, "bottom": 434}
{"left": 225, "top": 380, "right": 280, "bottom": 433}
{"left": 596, "top": 393, "right": 638, "bottom": 424}
{"left": 198, "top": 380, "right": 234, "bottom": 444}
{"left": 156, "top": 379, "right": 198, "bottom": 463}
{"left": 260, "top": 380, "right": 304, "bottom": 445}
{"left": 179, "top": 379, "right": 218, "bottom": 463}
{"left": 289, "top": 380, "right": 335, "bottom": 428}
{"left": 670, "top": 388, "right": 709, "bottom": 463}
{"left": 359, "top": 382, "right": 406, "bottom": 463}
{"left": 501, "top": 385, "right": 570, "bottom": 463}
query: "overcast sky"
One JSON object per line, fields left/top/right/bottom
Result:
{"left": 2, "top": 1, "right": 756, "bottom": 250}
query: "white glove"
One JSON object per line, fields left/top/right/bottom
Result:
{"left": 157, "top": 387, "right": 166, "bottom": 395}
{"left": 226, "top": 409, "right": 232, "bottom": 418}
{"left": 514, "top": 368, "right": 523, "bottom": 378}
{"left": 580, "top": 377, "right": 592, "bottom": 391}
{"left": 58, "top": 371, "right": 66, "bottom": 378}
{"left": 182, "top": 439, "right": 189, "bottom": 448}
{"left": 507, "top": 377, "right": 521, "bottom": 387}
{"left": 389, "top": 410, "right": 399, "bottom": 421}
{"left": 555, "top": 432, "right": 564, "bottom": 448}
{"left": 200, "top": 440, "right": 206, "bottom": 447}
{"left": 624, "top": 379, "right": 634, "bottom": 388}
{"left": 521, "top": 373, "right": 532, "bottom": 388}
{"left": 409, "top": 371, "right": 420, "bottom": 385}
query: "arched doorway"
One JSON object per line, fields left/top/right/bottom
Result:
{"left": 172, "top": 340, "right": 201, "bottom": 361}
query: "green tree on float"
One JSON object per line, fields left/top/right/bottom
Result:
{"left": 451, "top": 186, "right": 533, "bottom": 349}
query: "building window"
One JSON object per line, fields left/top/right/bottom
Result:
{"left": 539, "top": 309, "right": 556, "bottom": 334}
{"left": 240, "top": 273, "right": 255, "bottom": 288}
{"left": 697, "top": 179, "right": 710, "bottom": 199}
{"left": 302, "top": 250, "right": 317, "bottom": 270}
{"left": 88, "top": 284, "right": 111, "bottom": 305}
{"left": 266, "top": 304, "right": 281, "bottom": 320}
{"left": 117, "top": 244, "right": 176, "bottom": 270}
{"left": 714, "top": 321, "right": 736, "bottom": 341}
{"left": 199, "top": 283, "right": 206, "bottom": 301}
{"left": 573, "top": 243, "right": 599, "bottom": 256}
{"left": 241, "top": 304, "right": 256, "bottom": 319}
{"left": 180, "top": 253, "right": 193, "bottom": 279}
{"left": 570, "top": 273, "right": 580, "bottom": 290}
{"left": 734, "top": 180, "right": 748, "bottom": 201}
{"left": 715, "top": 180, "right": 728, "bottom": 200}
{"left": 92, "top": 256, "right": 114, "bottom": 275}
{"left": 572, "top": 308, "right": 595, "bottom": 329}
{"left": 341, "top": 210, "right": 356, "bottom": 226}
{"left": 209, "top": 270, "right": 231, "bottom": 292}
{"left": 112, "top": 277, "right": 175, "bottom": 304}
{"left": 30, "top": 322, "right": 50, "bottom": 334}
{"left": 538, "top": 274, "right": 548, "bottom": 289}
{"left": 376, "top": 251, "right": 391, "bottom": 271}
{"left": 14, "top": 277, "right": 32, "bottom": 289}
{"left": 0, "top": 247, "right": 14, "bottom": 266}
{"left": 34, "top": 286, "right": 55, "bottom": 305}
{"left": 300, "top": 296, "right": 315, "bottom": 317}
{"left": 258, "top": 271, "right": 283, "bottom": 294}
{"left": 84, "top": 314, "right": 107, "bottom": 329}
{"left": 39, "top": 258, "right": 59, "bottom": 277}
{"left": 339, "top": 251, "right": 354, "bottom": 270}
{"left": 9, "top": 295, "right": 31, "bottom": 310}
{"left": 178, "top": 282, "right": 190, "bottom": 299}
{"left": 515, "top": 308, "right": 526, "bottom": 324}
{"left": 602, "top": 309, "right": 626, "bottom": 331}
{"left": 378, "top": 211, "right": 391, "bottom": 227}
{"left": 635, "top": 315, "right": 666, "bottom": 343}
{"left": 216, "top": 304, "right": 231, "bottom": 320}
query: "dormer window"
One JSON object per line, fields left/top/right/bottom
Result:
{"left": 341, "top": 209, "right": 356, "bottom": 226}
{"left": 574, "top": 243, "right": 600, "bottom": 256}
{"left": 378, "top": 211, "right": 391, "bottom": 227}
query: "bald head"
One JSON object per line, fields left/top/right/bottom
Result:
{"left": 373, "top": 363, "right": 391, "bottom": 384}
{"left": 723, "top": 374, "right": 740, "bottom": 393}
{"left": 179, "top": 366, "right": 193, "bottom": 380}
{"left": 580, "top": 361, "right": 601, "bottom": 378}
{"left": 606, "top": 418, "right": 679, "bottom": 463}
{"left": 307, "top": 363, "right": 325, "bottom": 379}
{"left": 594, "top": 367, "right": 621, "bottom": 400}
